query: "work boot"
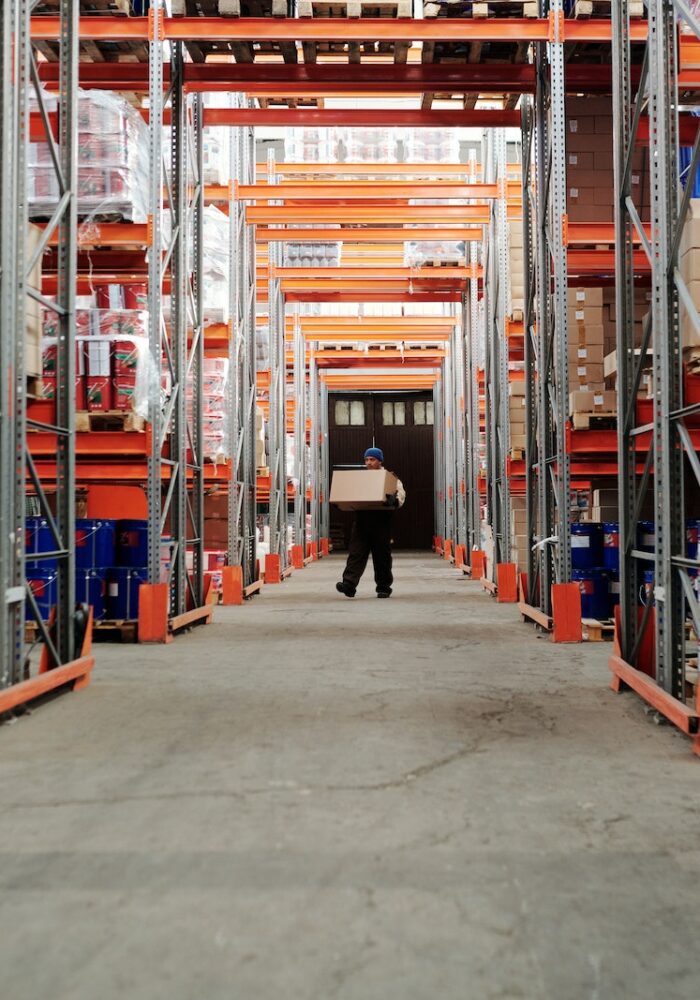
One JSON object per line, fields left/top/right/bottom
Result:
{"left": 376, "top": 588, "right": 392, "bottom": 598}
{"left": 336, "top": 581, "right": 356, "bottom": 598}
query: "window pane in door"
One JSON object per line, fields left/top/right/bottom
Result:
{"left": 382, "top": 402, "right": 394, "bottom": 425}
{"left": 349, "top": 400, "right": 365, "bottom": 425}
{"left": 394, "top": 401, "right": 406, "bottom": 425}
{"left": 414, "top": 401, "right": 426, "bottom": 425}
{"left": 426, "top": 401, "right": 434, "bottom": 425}
{"left": 335, "top": 400, "right": 349, "bottom": 425}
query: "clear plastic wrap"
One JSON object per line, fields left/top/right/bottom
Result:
{"left": 187, "top": 357, "right": 230, "bottom": 464}
{"left": 283, "top": 128, "right": 340, "bottom": 164}
{"left": 41, "top": 328, "right": 158, "bottom": 420}
{"left": 256, "top": 324, "right": 270, "bottom": 369}
{"left": 29, "top": 89, "right": 149, "bottom": 221}
{"left": 403, "top": 241, "right": 466, "bottom": 266}
{"left": 202, "top": 127, "right": 230, "bottom": 186}
{"left": 403, "top": 129, "right": 460, "bottom": 164}
{"left": 285, "top": 242, "right": 342, "bottom": 268}
{"left": 341, "top": 128, "right": 399, "bottom": 164}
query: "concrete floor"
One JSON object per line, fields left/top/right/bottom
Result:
{"left": 2, "top": 552, "right": 700, "bottom": 1000}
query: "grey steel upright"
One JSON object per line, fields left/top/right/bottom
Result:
{"left": 612, "top": 0, "right": 700, "bottom": 700}
{"left": 5, "top": 0, "right": 79, "bottom": 672}
{"left": 1, "top": 0, "right": 29, "bottom": 682}
{"left": 267, "top": 152, "right": 289, "bottom": 567}
{"left": 228, "top": 94, "right": 257, "bottom": 586}
{"left": 523, "top": 0, "right": 571, "bottom": 618}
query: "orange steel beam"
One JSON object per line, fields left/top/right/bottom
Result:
{"left": 29, "top": 17, "right": 645, "bottom": 43}
{"left": 281, "top": 278, "right": 466, "bottom": 292}
{"left": 298, "top": 315, "right": 458, "bottom": 328}
{"left": 568, "top": 249, "right": 650, "bottom": 273}
{"left": 286, "top": 292, "right": 462, "bottom": 302}
{"left": 42, "top": 222, "right": 149, "bottom": 247}
{"left": 249, "top": 205, "right": 499, "bottom": 223}
{"left": 238, "top": 181, "right": 521, "bottom": 201}
{"left": 305, "top": 332, "right": 450, "bottom": 343}
{"left": 273, "top": 266, "right": 471, "bottom": 279}
{"left": 256, "top": 226, "right": 483, "bottom": 243}
{"left": 321, "top": 374, "right": 439, "bottom": 389}
{"left": 269, "top": 163, "right": 520, "bottom": 177}
{"left": 206, "top": 107, "right": 521, "bottom": 127}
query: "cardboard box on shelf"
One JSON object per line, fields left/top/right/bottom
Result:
{"left": 569, "top": 389, "right": 617, "bottom": 414}
{"left": 568, "top": 287, "right": 604, "bottom": 308}
{"left": 589, "top": 506, "right": 619, "bottom": 523}
{"left": 329, "top": 469, "right": 399, "bottom": 511}
{"left": 593, "top": 488, "right": 619, "bottom": 507}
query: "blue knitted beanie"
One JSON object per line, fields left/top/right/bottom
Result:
{"left": 364, "top": 447, "right": 384, "bottom": 462}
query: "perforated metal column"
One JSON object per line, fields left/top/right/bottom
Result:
{"left": 228, "top": 96, "right": 257, "bottom": 586}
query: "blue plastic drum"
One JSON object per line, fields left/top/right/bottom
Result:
{"left": 572, "top": 568, "right": 610, "bottom": 620}
{"left": 75, "top": 569, "right": 107, "bottom": 621}
{"left": 637, "top": 521, "right": 656, "bottom": 553}
{"left": 25, "top": 568, "right": 57, "bottom": 621}
{"left": 75, "top": 519, "right": 116, "bottom": 570}
{"left": 25, "top": 517, "right": 58, "bottom": 570}
{"left": 106, "top": 566, "right": 148, "bottom": 620}
{"left": 116, "top": 520, "right": 149, "bottom": 568}
{"left": 603, "top": 522, "right": 620, "bottom": 572}
{"left": 570, "top": 522, "right": 604, "bottom": 570}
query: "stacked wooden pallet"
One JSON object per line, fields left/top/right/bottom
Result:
{"left": 297, "top": 0, "right": 412, "bottom": 65}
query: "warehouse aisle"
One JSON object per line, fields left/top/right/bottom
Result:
{"left": 2, "top": 552, "right": 700, "bottom": 999}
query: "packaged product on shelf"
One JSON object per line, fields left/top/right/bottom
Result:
{"left": 202, "top": 128, "right": 230, "bottom": 186}
{"left": 404, "top": 241, "right": 466, "bottom": 267}
{"left": 403, "top": 129, "right": 460, "bottom": 164}
{"left": 28, "top": 89, "right": 149, "bottom": 222}
{"left": 341, "top": 128, "right": 399, "bottom": 164}
{"left": 283, "top": 128, "right": 340, "bottom": 164}
{"left": 186, "top": 357, "right": 230, "bottom": 463}
{"left": 285, "top": 241, "right": 342, "bottom": 268}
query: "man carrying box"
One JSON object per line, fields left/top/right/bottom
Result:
{"left": 334, "top": 447, "right": 406, "bottom": 599}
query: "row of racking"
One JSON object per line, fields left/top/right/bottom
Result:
{"left": 1, "top": 3, "right": 700, "bottom": 754}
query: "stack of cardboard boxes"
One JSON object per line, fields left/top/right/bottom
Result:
{"left": 566, "top": 286, "right": 617, "bottom": 424}
{"left": 26, "top": 224, "right": 43, "bottom": 383}
{"left": 508, "top": 380, "right": 526, "bottom": 456}
{"left": 508, "top": 220, "right": 525, "bottom": 320}
{"left": 510, "top": 495, "right": 528, "bottom": 571}
{"left": 565, "top": 96, "right": 650, "bottom": 225}
{"left": 255, "top": 407, "right": 267, "bottom": 473}
{"left": 680, "top": 199, "right": 700, "bottom": 352}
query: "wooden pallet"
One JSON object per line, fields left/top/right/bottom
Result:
{"left": 256, "top": 466, "right": 270, "bottom": 478}
{"left": 509, "top": 447, "right": 525, "bottom": 461}
{"left": 168, "top": 0, "right": 298, "bottom": 68}
{"left": 299, "top": 0, "right": 411, "bottom": 63}
{"left": 93, "top": 619, "right": 138, "bottom": 643}
{"left": 75, "top": 410, "right": 145, "bottom": 433}
{"left": 582, "top": 617, "right": 615, "bottom": 642}
{"left": 33, "top": 0, "right": 148, "bottom": 64}
{"left": 571, "top": 0, "right": 644, "bottom": 18}
{"left": 570, "top": 411, "right": 617, "bottom": 431}
{"left": 26, "top": 375, "right": 43, "bottom": 399}
{"left": 423, "top": 0, "right": 536, "bottom": 15}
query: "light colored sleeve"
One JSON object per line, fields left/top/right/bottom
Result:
{"left": 396, "top": 479, "right": 406, "bottom": 508}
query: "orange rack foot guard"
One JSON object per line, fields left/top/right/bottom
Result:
{"left": 444, "top": 538, "right": 453, "bottom": 561}
{"left": 307, "top": 541, "right": 318, "bottom": 561}
{"left": 551, "top": 582, "right": 582, "bottom": 643}
{"left": 221, "top": 565, "right": 244, "bottom": 605}
{"left": 470, "top": 549, "right": 486, "bottom": 579}
{"left": 265, "top": 553, "right": 282, "bottom": 584}
{"left": 320, "top": 538, "right": 330, "bottom": 557}
{"left": 138, "top": 582, "right": 171, "bottom": 643}
{"left": 496, "top": 563, "right": 518, "bottom": 603}
{"left": 455, "top": 544, "right": 466, "bottom": 569}
{"left": 291, "top": 545, "right": 305, "bottom": 570}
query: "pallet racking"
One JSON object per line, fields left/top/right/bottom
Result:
{"left": 0, "top": 5, "right": 698, "bottom": 750}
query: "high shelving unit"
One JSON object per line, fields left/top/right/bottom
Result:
{"left": 3, "top": 6, "right": 699, "bottom": 751}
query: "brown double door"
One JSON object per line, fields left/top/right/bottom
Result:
{"left": 328, "top": 392, "right": 435, "bottom": 551}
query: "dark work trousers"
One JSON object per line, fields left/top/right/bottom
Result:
{"left": 342, "top": 510, "right": 394, "bottom": 593}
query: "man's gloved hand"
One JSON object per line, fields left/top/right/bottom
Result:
{"left": 385, "top": 493, "right": 399, "bottom": 508}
